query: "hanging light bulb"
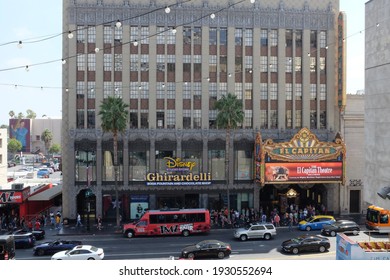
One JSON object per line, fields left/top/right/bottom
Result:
{"left": 133, "top": 40, "right": 138, "bottom": 46}
{"left": 171, "top": 27, "right": 177, "bottom": 34}
{"left": 67, "top": 31, "right": 74, "bottom": 39}
{"left": 207, "top": 77, "right": 210, "bottom": 82}
{"left": 162, "top": 83, "right": 165, "bottom": 88}
{"left": 115, "top": 20, "right": 122, "bottom": 28}
{"left": 25, "top": 65, "right": 29, "bottom": 72}
{"left": 95, "top": 47, "right": 100, "bottom": 53}
{"left": 250, "top": 0, "right": 255, "bottom": 3}
{"left": 65, "top": 88, "right": 69, "bottom": 92}
{"left": 62, "top": 59, "right": 67, "bottom": 64}
{"left": 165, "top": 6, "right": 171, "bottom": 14}
{"left": 228, "top": 73, "right": 232, "bottom": 77}
{"left": 138, "top": 85, "right": 142, "bottom": 90}
{"left": 210, "top": 13, "right": 215, "bottom": 19}
{"left": 17, "top": 41, "right": 23, "bottom": 48}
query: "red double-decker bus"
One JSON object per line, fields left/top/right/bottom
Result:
{"left": 122, "top": 208, "right": 211, "bottom": 238}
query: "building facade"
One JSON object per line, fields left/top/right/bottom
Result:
{"left": 62, "top": 0, "right": 346, "bottom": 222}
{"left": 365, "top": 0, "right": 390, "bottom": 209}
{"left": 0, "top": 129, "right": 8, "bottom": 186}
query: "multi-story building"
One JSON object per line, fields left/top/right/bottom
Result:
{"left": 62, "top": 0, "right": 346, "bottom": 222}
{"left": 0, "top": 129, "right": 8, "bottom": 186}
{"left": 365, "top": 0, "right": 390, "bottom": 209}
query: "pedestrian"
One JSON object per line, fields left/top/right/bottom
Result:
{"left": 27, "top": 220, "right": 33, "bottom": 232}
{"left": 274, "top": 213, "right": 280, "bottom": 227}
{"left": 55, "top": 214, "right": 61, "bottom": 230}
{"left": 76, "top": 213, "right": 83, "bottom": 227}
{"left": 34, "top": 218, "right": 41, "bottom": 230}
{"left": 97, "top": 215, "right": 102, "bottom": 230}
{"left": 288, "top": 213, "right": 294, "bottom": 231}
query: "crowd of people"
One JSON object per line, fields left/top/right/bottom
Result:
{"left": 0, "top": 210, "right": 63, "bottom": 232}
{"left": 210, "top": 203, "right": 327, "bottom": 229}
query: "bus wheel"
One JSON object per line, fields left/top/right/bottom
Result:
{"left": 126, "top": 230, "right": 134, "bottom": 238}
{"left": 182, "top": 230, "right": 190, "bottom": 237}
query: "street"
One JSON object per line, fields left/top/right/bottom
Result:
{"left": 12, "top": 225, "right": 388, "bottom": 260}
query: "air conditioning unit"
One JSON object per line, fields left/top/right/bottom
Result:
{"left": 12, "top": 183, "right": 24, "bottom": 190}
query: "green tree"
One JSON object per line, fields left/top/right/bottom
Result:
{"left": 17, "top": 112, "right": 25, "bottom": 119}
{"left": 26, "top": 109, "right": 37, "bottom": 119}
{"left": 0, "top": 124, "right": 8, "bottom": 129}
{"left": 215, "top": 93, "right": 244, "bottom": 211}
{"left": 99, "top": 96, "right": 129, "bottom": 227}
{"left": 8, "top": 111, "right": 15, "bottom": 118}
{"left": 41, "top": 129, "right": 53, "bottom": 154}
{"left": 8, "top": 138, "right": 22, "bottom": 154}
{"left": 48, "top": 143, "right": 61, "bottom": 154}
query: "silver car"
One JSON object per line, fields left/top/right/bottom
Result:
{"left": 234, "top": 223, "right": 277, "bottom": 241}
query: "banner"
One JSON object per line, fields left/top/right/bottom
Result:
{"left": 264, "top": 162, "right": 343, "bottom": 183}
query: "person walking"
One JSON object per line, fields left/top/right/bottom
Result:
{"left": 274, "top": 213, "right": 280, "bottom": 227}
{"left": 97, "top": 215, "right": 102, "bottom": 230}
{"left": 76, "top": 213, "right": 83, "bottom": 227}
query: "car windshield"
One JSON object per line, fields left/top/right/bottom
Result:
{"left": 331, "top": 221, "right": 343, "bottom": 227}
{"left": 291, "top": 237, "right": 304, "bottom": 243}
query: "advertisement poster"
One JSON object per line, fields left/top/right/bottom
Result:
{"left": 265, "top": 162, "right": 343, "bottom": 183}
{"left": 130, "top": 195, "right": 149, "bottom": 220}
{"left": 9, "top": 118, "right": 31, "bottom": 153}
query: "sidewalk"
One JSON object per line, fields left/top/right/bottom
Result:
{"left": 51, "top": 222, "right": 122, "bottom": 236}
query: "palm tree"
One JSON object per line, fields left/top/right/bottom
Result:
{"left": 99, "top": 96, "right": 129, "bottom": 227}
{"left": 215, "top": 93, "right": 244, "bottom": 211}
{"left": 41, "top": 129, "right": 53, "bottom": 154}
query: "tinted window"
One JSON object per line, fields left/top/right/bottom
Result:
{"left": 265, "top": 225, "right": 275, "bottom": 230}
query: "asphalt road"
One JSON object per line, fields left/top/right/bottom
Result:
{"left": 12, "top": 225, "right": 389, "bottom": 261}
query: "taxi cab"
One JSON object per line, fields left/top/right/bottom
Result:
{"left": 298, "top": 215, "right": 335, "bottom": 231}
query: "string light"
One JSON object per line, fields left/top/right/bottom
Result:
{"left": 133, "top": 40, "right": 138, "bottom": 46}
{"left": 67, "top": 31, "right": 74, "bottom": 39}
{"left": 17, "top": 41, "right": 23, "bottom": 48}
{"left": 62, "top": 59, "right": 67, "bottom": 64}
{"left": 165, "top": 6, "right": 171, "bottom": 14}
{"left": 95, "top": 47, "right": 100, "bottom": 53}
{"left": 171, "top": 27, "right": 177, "bottom": 34}
{"left": 25, "top": 65, "right": 29, "bottom": 72}
{"left": 250, "top": 0, "right": 255, "bottom": 3}
{"left": 115, "top": 20, "right": 122, "bottom": 28}
{"left": 210, "top": 13, "right": 215, "bottom": 19}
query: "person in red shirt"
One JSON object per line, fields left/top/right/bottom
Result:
{"left": 27, "top": 220, "right": 33, "bottom": 232}
{"left": 34, "top": 219, "right": 41, "bottom": 230}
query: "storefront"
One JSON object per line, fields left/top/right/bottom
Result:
{"left": 255, "top": 128, "right": 346, "bottom": 216}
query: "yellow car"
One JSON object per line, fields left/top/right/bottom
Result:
{"left": 298, "top": 215, "right": 336, "bottom": 231}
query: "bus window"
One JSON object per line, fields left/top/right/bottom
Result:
{"left": 380, "top": 214, "right": 389, "bottom": 224}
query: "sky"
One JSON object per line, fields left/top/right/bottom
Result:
{"left": 0, "top": 0, "right": 367, "bottom": 126}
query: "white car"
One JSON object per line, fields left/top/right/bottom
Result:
{"left": 51, "top": 245, "right": 104, "bottom": 260}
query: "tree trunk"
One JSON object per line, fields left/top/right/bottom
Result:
{"left": 113, "top": 131, "right": 120, "bottom": 228}
{"left": 225, "top": 127, "right": 231, "bottom": 211}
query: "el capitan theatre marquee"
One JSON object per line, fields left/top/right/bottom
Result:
{"left": 255, "top": 127, "right": 346, "bottom": 186}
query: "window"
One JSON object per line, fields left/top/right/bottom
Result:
{"left": 310, "top": 84, "right": 317, "bottom": 100}
{"left": 220, "top": 55, "right": 227, "bottom": 73}
{"left": 156, "top": 27, "right": 165, "bottom": 44}
{"left": 320, "top": 84, "right": 327, "bottom": 100}
{"left": 130, "top": 111, "right": 138, "bottom": 128}
{"left": 104, "top": 82, "right": 112, "bottom": 99}
{"left": 310, "top": 110, "right": 317, "bottom": 129}
{"left": 245, "top": 83, "right": 252, "bottom": 100}
{"left": 296, "top": 30, "right": 302, "bottom": 47}
{"left": 76, "top": 82, "right": 85, "bottom": 99}
{"left": 193, "top": 110, "right": 201, "bottom": 129}
{"left": 209, "top": 28, "right": 217, "bottom": 45}
{"left": 157, "top": 111, "right": 164, "bottom": 128}
{"left": 209, "top": 110, "right": 217, "bottom": 128}
{"left": 270, "top": 110, "right": 278, "bottom": 129}
{"left": 183, "top": 27, "right": 191, "bottom": 44}
{"left": 140, "top": 111, "right": 148, "bottom": 128}
{"left": 310, "top": 57, "right": 316, "bottom": 73}
{"left": 320, "top": 111, "right": 326, "bottom": 129}
{"left": 209, "top": 55, "right": 217, "bottom": 72}
{"left": 104, "top": 54, "right": 112, "bottom": 71}
{"left": 260, "top": 110, "right": 267, "bottom": 129}
{"left": 140, "top": 26, "right": 149, "bottom": 44}
{"left": 295, "top": 84, "right": 302, "bottom": 100}
{"left": 77, "top": 54, "right": 86, "bottom": 71}
{"left": 245, "top": 56, "right": 253, "bottom": 73}
{"left": 244, "top": 29, "right": 253, "bottom": 46}
{"left": 286, "top": 57, "right": 292, "bottom": 73}
{"left": 235, "top": 83, "right": 243, "bottom": 100}
{"left": 270, "top": 56, "right": 277, "bottom": 72}
{"left": 320, "top": 31, "right": 327, "bottom": 48}
{"left": 320, "top": 57, "right": 326, "bottom": 74}
{"left": 286, "top": 110, "right": 292, "bottom": 129}
{"left": 270, "top": 83, "right": 277, "bottom": 100}
{"left": 220, "top": 28, "right": 227, "bottom": 45}
{"left": 166, "top": 110, "right": 175, "bottom": 128}
{"left": 183, "top": 110, "right": 191, "bottom": 129}
{"left": 140, "top": 55, "right": 149, "bottom": 71}
{"left": 295, "top": 57, "right": 301, "bottom": 72}
{"left": 260, "top": 83, "right": 268, "bottom": 100}
{"left": 104, "top": 26, "right": 113, "bottom": 44}
{"left": 114, "top": 26, "right": 122, "bottom": 44}
{"left": 77, "top": 109, "right": 84, "bottom": 128}
{"left": 286, "top": 83, "right": 292, "bottom": 100}
{"left": 183, "top": 83, "right": 191, "bottom": 99}
{"left": 260, "top": 29, "right": 268, "bottom": 46}
{"left": 88, "top": 53, "right": 96, "bottom": 71}
{"left": 260, "top": 56, "right": 268, "bottom": 72}
{"left": 76, "top": 25, "right": 85, "bottom": 43}
{"left": 286, "top": 29, "right": 293, "bottom": 47}
{"left": 244, "top": 110, "right": 252, "bottom": 128}
{"left": 87, "top": 82, "right": 95, "bottom": 99}
{"left": 269, "top": 30, "right": 278, "bottom": 47}
{"left": 130, "top": 54, "right": 139, "bottom": 71}
{"left": 114, "top": 82, "right": 122, "bottom": 98}
{"left": 193, "top": 27, "right": 201, "bottom": 45}
{"left": 87, "top": 26, "right": 96, "bottom": 43}
{"left": 166, "top": 83, "right": 175, "bottom": 99}
{"left": 310, "top": 31, "right": 317, "bottom": 48}
{"left": 87, "top": 109, "right": 95, "bottom": 129}
{"left": 235, "top": 28, "right": 243, "bottom": 45}
{"left": 114, "top": 54, "right": 123, "bottom": 71}
{"left": 166, "top": 27, "right": 176, "bottom": 44}
{"left": 130, "top": 83, "right": 139, "bottom": 98}
{"left": 295, "top": 110, "right": 302, "bottom": 129}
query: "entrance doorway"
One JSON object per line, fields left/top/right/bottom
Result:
{"left": 349, "top": 190, "right": 360, "bottom": 213}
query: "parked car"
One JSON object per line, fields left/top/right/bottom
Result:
{"left": 181, "top": 240, "right": 231, "bottom": 259}
{"left": 37, "top": 168, "right": 50, "bottom": 178}
{"left": 321, "top": 220, "right": 360, "bottom": 236}
{"left": 11, "top": 232, "right": 36, "bottom": 249}
{"left": 298, "top": 215, "right": 336, "bottom": 231}
{"left": 7, "top": 160, "right": 16, "bottom": 167}
{"left": 234, "top": 223, "right": 276, "bottom": 241}
{"left": 51, "top": 245, "right": 104, "bottom": 260}
{"left": 33, "top": 240, "right": 83, "bottom": 256}
{"left": 281, "top": 235, "right": 330, "bottom": 255}
{"left": 12, "top": 228, "right": 45, "bottom": 240}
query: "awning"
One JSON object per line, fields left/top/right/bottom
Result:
{"left": 28, "top": 184, "right": 62, "bottom": 201}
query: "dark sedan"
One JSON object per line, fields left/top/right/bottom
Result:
{"left": 12, "top": 228, "right": 45, "bottom": 240}
{"left": 181, "top": 240, "right": 231, "bottom": 259}
{"left": 281, "top": 235, "right": 330, "bottom": 255}
{"left": 321, "top": 220, "right": 360, "bottom": 237}
{"left": 33, "top": 240, "right": 83, "bottom": 256}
